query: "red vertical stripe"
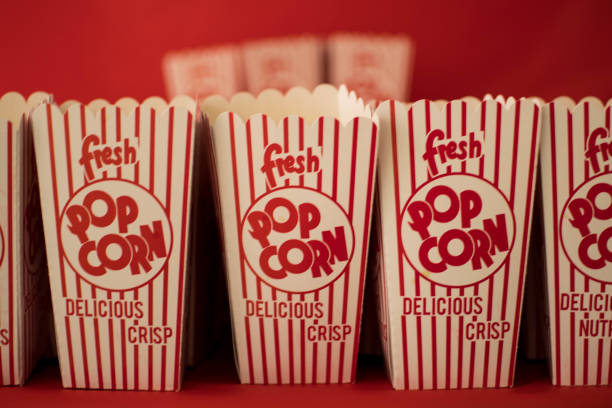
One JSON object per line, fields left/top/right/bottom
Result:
{"left": 445, "top": 286, "right": 451, "bottom": 389}
{"left": 390, "top": 102, "right": 409, "bottom": 388}
{"left": 102, "top": 108, "right": 117, "bottom": 389}
{"left": 7, "top": 122, "right": 14, "bottom": 385}
{"left": 468, "top": 286, "right": 478, "bottom": 388}
{"left": 79, "top": 105, "right": 103, "bottom": 388}
{"left": 159, "top": 108, "right": 175, "bottom": 390}
{"left": 0, "top": 123, "right": 5, "bottom": 385}
{"left": 300, "top": 317, "right": 305, "bottom": 384}
{"left": 133, "top": 106, "right": 140, "bottom": 390}
{"left": 567, "top": 109, "right": 576, "bottom": 386}
{"left": 101, "top": 109, "right": 108, "bottom": 179}
{"left": 324, "top": 119, "right": 340, "bottom": 384}
{"left": 391, "top": 102, "right": 405, "bottom": 299}
{"left": 337, "top": 118, "right": 360, "bottom": 383}
{"left": 309, "top": 118, "right": 317, "bottom": 384}
{"left": 582, "top": 102, "right": 591, "bottom": 386}
{"left": 457, "top": 292, "right": 464, "bottom": 389}
{"left": 495, "top": 100, "right": 521, "bottom": 388}
{"left": 108, "top": 318, "right": 116, "bottom": 389}
{"left": 479, "top": 102, "right": 486, "bottom": 178}
{"left": 78, "top": 318, "right": 90, "bottom": 388}
{"left": 147, "top": 109, "right": 156, "bottom": 391}
{"left": 461, "top": 101, "right": 467, "bottom": 173}
{"left": 115, "top": 108, "right": 128, "bottom": 390}
{"left": 445, "top": 105, "right": 452, "bottom": 174}
{"left": 244, "top": 317, "right": 255, "bottom": 383}
{"left": 597, "top": 289, "right": 604, "bottom": 386}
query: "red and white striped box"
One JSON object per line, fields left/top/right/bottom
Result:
{"left": 327, "top": 33, "right": 414, "bottom": 103}
{"left": 374, "top": 98, "right": 541, "bottom": 389}
{"left": 1, "top": 91, "right": 51, "bottom": 386}
{"left": 30, "top": 96, "right": 197, "bottom": 390}
{"left": 163, "top": 45, "right": 243, "bottom": 100}
{"left": 242, "top": 36, "right": 324, "bottom": 95}
{"left": 540, "top": 97, "right": 612, "bottom": 386}
{"left": 203, "top": 85, "right": 378, "bottom": 384}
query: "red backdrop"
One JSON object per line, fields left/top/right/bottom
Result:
{"left": 1, "top": 0, "right": 610, "bottom": 103}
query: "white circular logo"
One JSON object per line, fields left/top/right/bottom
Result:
{"left": 560, "top": 173, "right": 612, "bottom": 283}
{"left": 241, "top": 187, "right": 355, "bottom": 293}
{"left": 60, "top": 180, "right": 173, "bottom": 291}
{"left": 401, "top": 174, "right": 516, "bottom": 287}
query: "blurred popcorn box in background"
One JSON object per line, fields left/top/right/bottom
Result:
{"left": 327, "top": 33, "right": 414, "bottom": 103}
{"left": 1, "top": 92, "right": 51, "bottom": 385}
{"left": 540, "top": 97, "right": 612, "bottom": 386}
{"left": 242, "top": 36, "right": 324, "bottom": 95}
{"left": 374, "top": 97, "right": 541, "bottom": 389}
{"left": 203, "top": 85, "right": 378, "bottom": 384}
{"left": 31, "top": 96, "right": 197, "bottom": 390}
{"left": 163, "top": 46, "right": 243, "bottom": 99}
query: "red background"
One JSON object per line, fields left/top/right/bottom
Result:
{"left": 1, "top": 0, "right": 611, "bottom": 103}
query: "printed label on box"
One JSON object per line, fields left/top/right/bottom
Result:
{"left": 31, "top": 102, "right": 195, "bottom": 390}
{"left": 375, "top": 99, "right": 541, "bottom": 390}
{"left": 540, "top": 98, "right": 612, "bottom": 386}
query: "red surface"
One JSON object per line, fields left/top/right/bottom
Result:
{"left": 1, "top": 0, "right": 611, "bottom": 103}
{"left": 1, "top": 357, "right": 611, "bottom": 408}
{"left": 1, "top": 1, "right": 611, "bottom": 405}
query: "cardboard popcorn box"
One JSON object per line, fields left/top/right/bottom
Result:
{"left": 31, "top": 96, "right": 197, "bottom": 390}
{"left": 0, "top": 91, "right": 51, "bottom": 386}
{"left": 242, "top": 36, "right": 324, "bottom": 95}
{"left": 327, "top": 33, "right": 414, "bottom": 102}
{"left": 163, "top": 45, "right": 243, "bottom": 99}
{"left": 374, "top": 98, "right": 541, "bottom": 389}
{"left": 540, "top": 97, "right": 612, "bottom": 386}
{"left": 203, "top": 85, "right": 378, "bottom": 384}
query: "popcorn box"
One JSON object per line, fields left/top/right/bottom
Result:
{"left": 374, "top": 98, "right": 541, "bottom": 389}
{"left": 242, "top": 36, "right": 324, "bottom": 95}
{"left": 540, "top": 97, "right": 612, "bottom": 386}
{"left": 31, "top": 97, "right": 197, "bottom": 390}
{"left": 0, "top": 92, "right": 51, "bottom": 385}
{"left": 327, "top": 33, "right": 414, "bottom": 102}
{"left": 203, "top": 85, "right": 378, "bottom": 384}
{"left": 163, "top": 46, "right": 243, "bottom": 99}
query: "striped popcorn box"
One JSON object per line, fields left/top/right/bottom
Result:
{"left": 30, "top": 96, "right": 197, "bottom": 390}
{"left": 327, "top": 33, "right": 414, "bottom": 103}
{"left": 163, "top": 45, "right": 243, "bottom": 100}
{"left": 203, "top": 85, "right": 378, "bottom": 384}
{"left": 374, "top": 98, "right": 541, "bottom": 390}
{"left": 540, "top": 97, "right": 612, "bottom": 386}
{"left": 1, "top": 91, "right": 51, "bottom": 385}
{"left": 242, "top": 36, "right": 324, "bottom": 95}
